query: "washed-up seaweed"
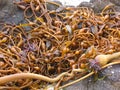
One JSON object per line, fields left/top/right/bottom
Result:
{"left": 0, "top": 0, "right": 120, "bottom": 89}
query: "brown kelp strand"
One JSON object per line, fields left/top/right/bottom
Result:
{"left": 0, "top": 0, "right": 120, "bottom": 89}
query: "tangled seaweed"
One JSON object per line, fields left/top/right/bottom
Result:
{"left": 0, "top": 0, "right": 120, "bottom": 89}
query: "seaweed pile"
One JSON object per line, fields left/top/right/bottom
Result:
{"left": 0, "top": 0, "right": 120, "bottom": 89}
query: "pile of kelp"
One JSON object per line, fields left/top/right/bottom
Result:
{"left": 0, "top": 0, "right": 120, "bottom": 89}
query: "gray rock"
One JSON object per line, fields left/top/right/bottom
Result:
{"left": 0, "top": 0, "right": 120, "bottom": 90}
{"left": 90, "top": 0, "right": 111, "bottom": 3}
{"left": 0, "top": 0, "right": 62, "bottom": 24}
{"left": 65, "top": 65, "right": 120, "bottom": 90}
{"left": 78, "top": 2, "right": 94, "bottom": 9}
{"left": 92, "top": 0, "right": 112, "bottom": 13}
{"left": 0, "top": 0, "right": 8, "bottom": 9}
{"left": 77, "top": 0, "right": 113, "bottom": 13}
{"left": 110, "top": 0, "right": 120, "bottom": 6}
{"left": 114, "top": 5, "right": 120, "bottom": 12}
{"left": 89, "top": 0, "right": 120, "bottom": 13}
{"left": 47, "top": 0, "right": 62, "bottom": 10}
{"left": 0, "top": 0, "right": 24, "bottom": 24}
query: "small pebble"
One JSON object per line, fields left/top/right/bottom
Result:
{"left": 111, "top": 71, "right": 114, "bottom": 74}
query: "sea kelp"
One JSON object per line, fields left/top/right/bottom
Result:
{"left": 0, "top": 0, "right": 120, "bottom": 90}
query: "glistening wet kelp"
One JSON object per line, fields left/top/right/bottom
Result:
{"left": 0, "top": 0, "right": 120, "bottom": 89}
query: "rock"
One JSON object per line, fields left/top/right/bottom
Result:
{"left": 89, "top": 0, "right": 120, "bottom": 12}
{"left": 0, "top": 0, "right": 120, "bottom": 90}
{"left": 110, "top": 0, "right": 120, "bottom": 6}
{"left": 0, "top": 0, "right": 24, "bottom": 24}
{"left": 0, "top": 0, "right": 8, "bottom": 9}
{"left": 114, "top": 6, "right": 120, "bottom": 12}
{"left": 92, "top": 0, "right": 112, "bottom": 13}
{"left": 47, "top": 0, "right": 62, "bottom": 10}
{"left": 0, "top": 0, "right": 63, "bottom": 24}
{"left": 65, "top": 65, "right": 120, "bottom": 90}
{"left": 77, "top": 0, "right": 112, "bottom": 13}
{"left": 90, "top": 0, "right": 110, "bottom": 3}
{"left": 78, "top": 2, "right": 94, "bottom": 9}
